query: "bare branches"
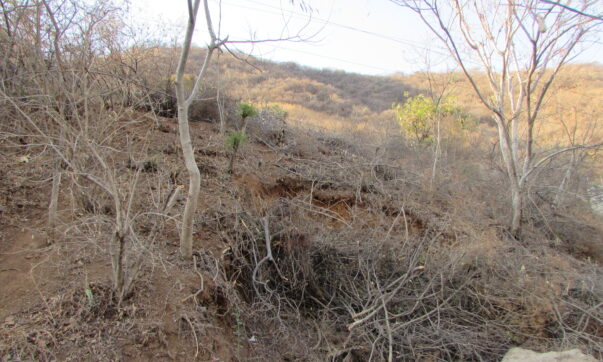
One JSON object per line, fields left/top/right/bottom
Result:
{"left": 174, "top": 0, "right": 319, "bottom": 259}
{"left": 521, "top": 141, "right": 603, "bottom": 183}
{"left": 392, "top": 0, "right": 601, "bottom": 235}
{"left": 251, "top": 216, "right": 286, "bottom": 296}
{"left": 540, "top": 0, "right": 603, "bottom": 21}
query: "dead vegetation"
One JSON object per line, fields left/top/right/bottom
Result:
{"left": 213, "top": 138, "right": 603, "bottom": 360}
{"left": 2, "top": 100, "right": 603, "bottom": 360}
{"left": 1, "top": 1, "right": 603, "bottom": 361}
{"left": 4, "top": 99, "right": 603, "bottom": 359}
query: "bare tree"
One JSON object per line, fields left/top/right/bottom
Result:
{"left": 393, "top": 0, "right": 602, "bottom": 235}
{"left": 411, "top": 63, "right": 459, "bottom": 188}
{"left": 0, "top": 0, "right": 183, "bottom": 303}
{"left": 174, "top": 0, "right": 314, "bottom": 259}
{"left": 550, "top": 97, "right": 600, "bottom": 208}
{"left": 174, "top": 0, "right": 227, "bottom": 259}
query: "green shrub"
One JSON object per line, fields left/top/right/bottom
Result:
{"left": 225, "top": 131, "right": 248, "bottom": 151}
{"left": 225, "top": 131, "right": 248, "bottom": 174}
{"left": 237, "top": 102, "right": 258, "bottom": 121}
{"left": 392, "top": 93, "right": 469, "bottom": 145}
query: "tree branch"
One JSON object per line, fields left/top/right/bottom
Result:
{"left": 540, "top": 0, "right": 603, "bottom": 21}
{"left": 521, "top": 142, "right": 603, "bottom": 184}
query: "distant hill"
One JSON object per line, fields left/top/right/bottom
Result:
{"left": 252, "top": 60, "right": 416, "bottom": 113}
{"left": 198, "top": 52, "right": 418, "bottom": 123}
{"left": 395, "top": 63, "right": 603, "bottom": 146}
{"left": 141, "top": 47, "right": 603, "bottom": 144}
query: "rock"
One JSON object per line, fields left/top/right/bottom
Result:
{"left": 502, "top": 347, "right": 597, "bottom": 362}
{"left": 17, "top": 155, "right": 30, "bottom": 163}
{"left": 588, "top": 184, "right": 603, "bottom": 216}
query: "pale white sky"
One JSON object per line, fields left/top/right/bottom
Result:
{"left": 129, "top": 0, "right": 602, "bottom": 76}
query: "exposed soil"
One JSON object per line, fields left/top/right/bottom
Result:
{"left": 1, "top": 115, "right": 602, "bottom": 361}
{"left": 0, "top": 229, "right": 48, "bottom": 320}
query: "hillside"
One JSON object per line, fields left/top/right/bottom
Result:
{"left": 239, "top": 59, "right": 415, "bottom": 114}
{"left": 399, "top": 63, "right": 603, "bottom": 144}
{"left": 2, "top": 109, "right": 603, "bottom": 360}
{"left": 1, "top": 3, "right": 603, "bottom": 360}
{"left": 109, "top": 45, "right": 603, "bottom": 148}
{"left": 193, "top": 49, "right": 416, "bottom": 132}
{"left": 208, "top": 51, "right": 603, "bottom": 155}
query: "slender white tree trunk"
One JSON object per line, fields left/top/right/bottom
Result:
{"left": 430, "top": 117, "right": 441, "bottom": 189}
{"left": 177, "top": 102, "right": 201, "bottom": 259}
{"left": 175, "top": 0, "right": 223, "bottom": 259}
{"left": 496, "top": 119, "right": 523, "bottom": 236}
{"left": 510, "top": 183, "right": 522, "bottom": 236}
{"left": 47, "top": 169, "right": 61, "bottom": 243}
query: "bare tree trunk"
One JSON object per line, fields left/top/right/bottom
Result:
{"left": 496, "top": 119, "right": 523, "bottom": 235}
{"left": 112, "top": 228, "right": 126, "bottom": 301}
{"left": 216, "top": 56, "right": 226, "bottom": 135}
{"left": 241, "top": 117, "right": 249, "bottom": 134}
{"left": 175, "top": 0, "right": 225, "bottom": 259}
{"left": 177, "top": 102, "right": 201, "bottom": 259}
{"left": 510, "top": 184, "right": 522, "bottom": 236}
{"left": 217, "top": 86, "right": 226, "bottom": 135}
{"left": 554, "top": 152, "right": 576, "bottom": 207}
{"left": 430, "top": 118, "right": 441, "bottom": 189}
{"left": 47, "top": 169, "right": 61, "bottom": 243}
{"left": 228, "top": 150, "right": 236, "bottom": 174}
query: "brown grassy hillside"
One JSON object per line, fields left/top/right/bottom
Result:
{"left": 2, "top": 108, "right": 603, "bottom": 360}
{"left": 1, "top": 4, "right": 603, "bottom": 359}
{"left": 399, "top": 63, "right": 603, "bottom": 148}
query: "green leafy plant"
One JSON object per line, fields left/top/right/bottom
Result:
{"left": 237, "top": 102, "right": 258, "bottom": 133}
{"left": 238, "top": 102, "right": 259, "bottom": 119}
{"left": 392, "top": 94, "right": 467, "bottom": 144}
{"left": 84, "top": 288, "right": 96, "bottom": 307}
{"left": 225, "top": 131, "right": 248, "bottom": 174}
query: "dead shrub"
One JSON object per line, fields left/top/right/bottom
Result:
{"left": 208, "top": 130, "right": 603, "bottom": 360}
{"left": 246, "top": 106, "right": 289, "bottom": 148}
{"left": 144, "top": 84, "right": 238, "bottom": 124}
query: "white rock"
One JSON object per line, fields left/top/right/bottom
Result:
{"left": 589, "top": 184, "right": 603, "bottom": 216}
{"left": 502, "top": 347, "right": 597, "bottom": 362}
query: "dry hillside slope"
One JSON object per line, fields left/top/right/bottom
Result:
{"left": 1, "top": 106, "right": 602, "bottom": 360}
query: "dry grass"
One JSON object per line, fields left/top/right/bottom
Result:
{"left": 1, "top": 108, "right": 602, "bottom": 361}
{"left": 1, "top": 3, "right": 601, "bottom": 358}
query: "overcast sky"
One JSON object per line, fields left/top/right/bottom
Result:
{"left": 129, "top": 0, "right": 603, "bottom": 76}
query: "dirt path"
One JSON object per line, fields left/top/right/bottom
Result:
{"left": 0, "top": 229, "right": 50, "bottom": 321}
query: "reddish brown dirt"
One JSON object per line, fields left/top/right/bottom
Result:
{"left": 0, "top": 119, "right": 247, "bottom": 360}
{"left": 0, "top": 229, "right": 49, "bottom": 320}
{"left": 2, "top": 114, "right": 601, "bottom": 360}
{"left": 0, "top": 115, "right": 374, "bottom": 359}
{"left": 0, "top": 156, "right": 56, "bottom": 322}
